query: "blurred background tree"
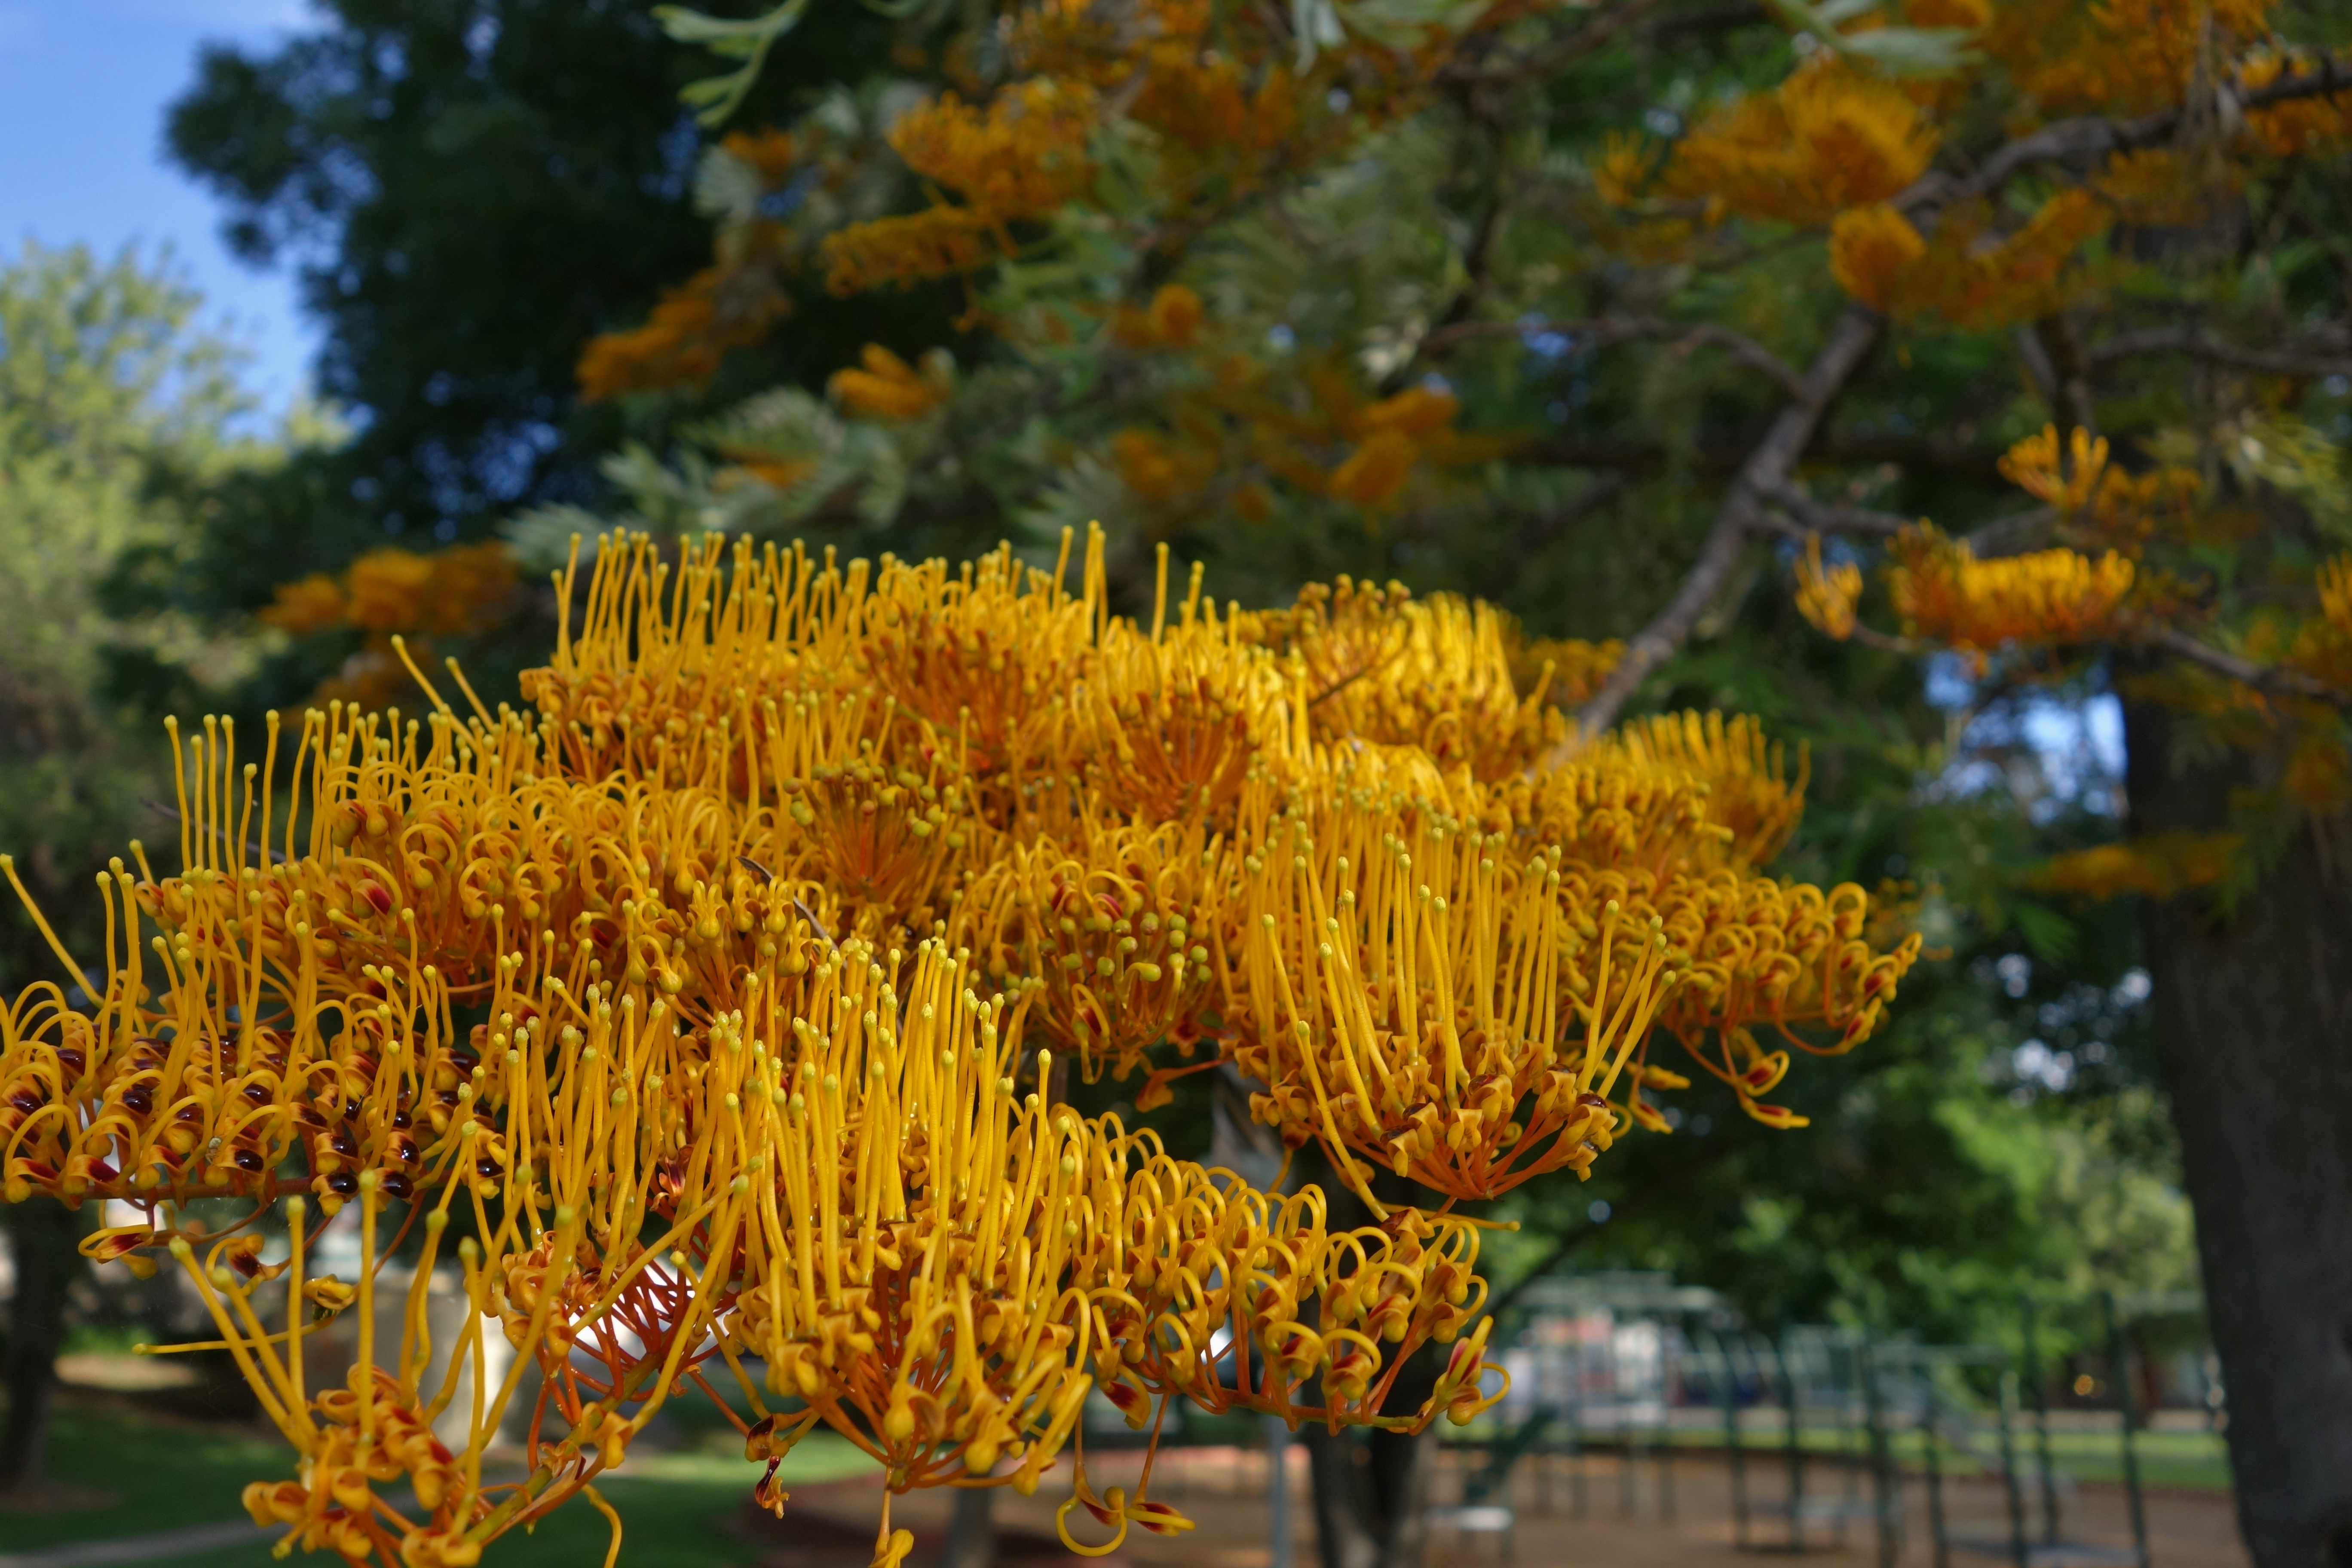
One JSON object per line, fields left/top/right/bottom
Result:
{"left": 0, "top": 239, "right": 284, "bottom": 1496}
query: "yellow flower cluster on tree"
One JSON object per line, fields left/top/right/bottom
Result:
{"left": 577, "top": 129, "right": 805, "bottom": 402}
{"left": 1661, "top": 60, "right": 1940, "bottom": 227}
{"left": 831, "top": 345, "right": 956, "bottom": 422}
{"left": 1794, "top": 535, "right": 1866, "bottom": 641}
{"left": 2030, "top": 831, "right": 2243, "bottom": 899}
{"left": 3, "top": 528, "right": 1926, "bottom": 1568}
{"left": 1986, "top": 0, "right": 2275, "bottom": 119}
{"left": 1998, "top": 424, "right": 2201, "bottom": 546}
{"left": 1887, "top": 525, "right": 2137, "bottom": 661}
{"left": 1828, "top": 190, "right": 2112, "bottom": 328}
{"left": 259, "top": 545, "right": 521, "bottom": 711}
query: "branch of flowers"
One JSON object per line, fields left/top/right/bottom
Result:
{"left": 1565, "top": 304, "right": 1885, "bottom": 741}
{"left": 2089, "top": 325, "right": 2352, "bottom": 380}
{"left": 1903, "top": 57, "right": 2352, "bottom": 210}
{"left": 1752, "top": 480, "right": 1914, "bottom": 539}
{"left": 1421, "top": 315, "right": 1809, "bottom": 398}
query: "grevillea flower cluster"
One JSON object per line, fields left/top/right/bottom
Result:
{"left": 0, "top": 528, "right": 1919, "bottom": 1568}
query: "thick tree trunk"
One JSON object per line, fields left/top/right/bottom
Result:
{"left": 0, "top": 1197, "right": 83, "bottom": 1495}
{"left": 2124, "top": 700, "right": 2352, "bottom": 1568}
{"left": 1304, "top": 1353, "right": 1440, "bottom": 1568}
{"left": 943, "top": 1484, "right": 995, "bottom": 1568}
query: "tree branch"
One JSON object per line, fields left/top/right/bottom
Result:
{"left": 1567, "top": 305, "right": 1885, "bottom": 740}
{"left": 1894, "top": 57, "right": 2352, "bottom": 216}
{"left": 1423, "top": 314, "right": 1809, "bottom": 398}
{"left": 2150, "top": 626, "right": 2347, "bottom": 704}
{"left": 1752, "top": 478, "right": 1914, "bottom": 539}
{"left": 2090, "top": 325, "right": 2352, "bottom": 380}
{"left": 1437, "top": 0, "right": 1673, "bottom": 84}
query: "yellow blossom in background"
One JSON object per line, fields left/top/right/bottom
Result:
{"left": 1328, "top": 428, "right": 1421, "bottom": 510}
{"left": 1112, "top": 284, "right": 1207, "bottom": 349}
{"left": 1999, "top": 424, "right": 2202, "bottom": 545}
{"left": 885, "top": 78, "right": 1099, "bottom": 220}
{"left": 1666, "top": 60, "right": 1940, "bottom": 227}
{"left": 257, "top": 574, "right": 348, "bottom": 637}
{"left": 1514, "top": 637, "right": 1623, "bottom": 709}
{"left": 343, "top": 547, "right": 438, "bottom": 634}
{"left": 2000, "top": 424, "right": 2112, "bottom": 515}
{"left": 830, "top": 344, "right": 953, "bottom": 420}
{"left": 1793, "top": 535, "right": 1865, "bottom": 640}
{"left": 1357, "top": 384, "right": 1460, "bottom": 440}
{"left": 2319, "top": 554, "right": 2352, "bottom": 636}
{"left": 1887, "top": 525, "right": 2136, "bottom": 656}
{"left": 577, "top": 261, "right": 792, "bottom": 402}
{"left": 2244, "top": 50, "right": 2352, "bottom": 154}
{"left": 719, "top": 126, "right": 799, "bottom": 184}
{"left": 1111, "top": 426, "right": 1220, "bottom": 502}
{"left": 1828, "top": 203, "right": 1927, "bottom": 312}
{"left": 1592, "top": 131, "right": 1659, "bottom": 207}
{"left": 821, "top": 208, "right": 1000, "bottom": 295}
{"left": 1899, "top": 189, "right": 2112, "bottom": 331}
{"left": 2031, "top": 831, "right": 2243, "bottom": 898}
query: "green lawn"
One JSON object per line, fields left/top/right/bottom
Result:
{"left": 7, "top": 1393, "right": 882, "bottom": 1568}
{"left": 1441, "top": 1413, "right": 2236, "bottom": 1492}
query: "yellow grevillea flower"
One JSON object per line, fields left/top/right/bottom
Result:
{"left": 2030, "top": 832, "right": 2242, "bottom": 899}
{"left": 1666, "top": 60, "right": 1940, "bottom": 227}
{"left": 954, "top": 818, "right": 1224, "bottom": 1083}
{"left": 1794, "top": 533, "right": 1867, "bottom": 641}
{"left": 1828, "top": 204, "right": 1927, "bottom": 313}
{"left": 6, "top": 528, "right": 1935, "bottom": 1568}
{"left": 1246, "top": 579, "right": 1567, "bottom": 781}
{"left": 1605, "top": 710, "right": 1812, "bottom": 872}
{"left": 1887, "top": 525, "right": 2135, "bottom": 657}
{"left": 831, "top": 346, "right": 954, "bottom": 421}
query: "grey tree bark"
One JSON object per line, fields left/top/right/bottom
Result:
{"left": 2124, "top": 698, "right": 2352, "bottom": 1568}
{"left": 0, "top": 1197, "right": 84, "bottom": 1496}
{"left": 1303, "top": 1354, "right": 1441, "bottom": 1568}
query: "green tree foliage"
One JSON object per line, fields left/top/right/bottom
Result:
{"left": 160, "top": 0, "right": 917, "bottom": 552}
{"left": 0, "top": 240, "right": 269, "bottom": 992}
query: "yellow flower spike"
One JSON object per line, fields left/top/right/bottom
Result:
{"left": 1886, "top": 524, "right": 2135, "bottom": 659}
{"left": 4, "top": 536, "right": 1926, "bottom": 1568}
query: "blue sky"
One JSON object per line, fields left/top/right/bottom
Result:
{"left": 0, "top": 0, "right": 322, "bottom": 417}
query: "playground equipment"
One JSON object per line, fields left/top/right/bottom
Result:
{"left": 1436, "top": 1272, "right": 2205, "bottom": 1568}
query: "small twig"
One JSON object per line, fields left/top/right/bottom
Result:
{"left": 793, "top": 897, "right": 839, "bottom": 952}
{"left": 2151, "top": 626, "right": 2348, "bottom": 704}
{"left": 1753, "top": 480, "right": 1915, "bottom": 539}
{"left": 1420, "top": 314, "right": 1809, "bottom": 399}
{"left": 2089, "top": 325, "right": 2352, "bottom": 380}
{"left": 144, "top": 799, "right": 285, "bottom": 866}
{"left": 1308, "top": 660, "right": 1385, "bottom": 709}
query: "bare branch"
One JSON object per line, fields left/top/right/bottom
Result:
{"left": 1566, "top": 306, "right": 1885, "bottom": 741}
{"left": 1752, "top": 479, "right": 1914, "bottom": 539}
{"left": 1437, "top": 0, "right": 1672, "bottom": 84}
{"left": 1900, "top": 57, "right": 2352, "bottom": 209}
{"left": 2150, "top": 627, "right": 2348, "bottom": 704}
{"left": 2090, "top": 325, "right": 2352, "bottom": 380}
{"left": 1960, "top": 506, "right": 2060, "bottom": 556}
{"left": 1423, "top": 314, "right": 1808, "bottom": 398}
